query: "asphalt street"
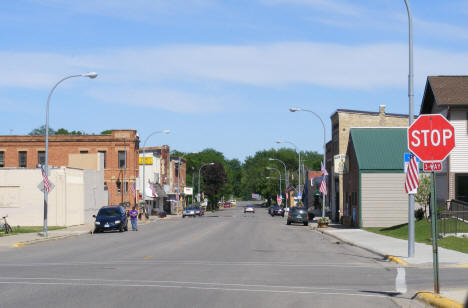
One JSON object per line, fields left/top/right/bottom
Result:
{"left": 0, "top": 201, "right": 464, "bottom": 308}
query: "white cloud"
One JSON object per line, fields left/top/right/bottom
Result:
{"left": 260, "top": 0, "right": 362, "bottom": 16}
{"left": 87, "top": 87, "right": 225, "bottom": 114}
{"left": 2, "top": 42, "right": 468, "bottom": 109}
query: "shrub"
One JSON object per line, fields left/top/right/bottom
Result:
{"left": 318, "top": 217, "right": 330, "bottom": 224}
{"left": 415, "top": 208, "right": 424, "bottom": 221}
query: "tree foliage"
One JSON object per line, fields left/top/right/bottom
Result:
{"left": 29, "top": 125, "right": 85, "bottom": 136}
{"left": 202, "top": 162, "right": 227, "bottom": 210}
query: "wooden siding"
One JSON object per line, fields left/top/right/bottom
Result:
{"left": 361, "top": 173, "right": 408, "bottom": 228}
{"left": 450, "top": 110, "right": 468, "bottom": 173}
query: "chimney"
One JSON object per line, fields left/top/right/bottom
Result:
{"left": 379, "top": 105, "right": 386, "bottom": 115}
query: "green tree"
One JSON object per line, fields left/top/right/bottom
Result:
{"left": 415, "top": 174, "right": 431, "bottom": 219}
{"left": 29, "top": 125, "right": 55, "bottom": 136}
{"left": 101, "top": 130, "right": 112, "bottom": 135}
{"left": 202, "top": 162, "right": 227, "bottom": 211}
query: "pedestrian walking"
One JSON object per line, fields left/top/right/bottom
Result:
{"left": 129, "top": 206, "right": 138, "bottom": 231}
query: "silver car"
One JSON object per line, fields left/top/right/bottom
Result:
{"left": 182, "top": 207, "right": 196, "bottom": 218}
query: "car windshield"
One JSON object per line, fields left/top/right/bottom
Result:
{"left": 97, "top": 208, "right": 121, "bottom": 217}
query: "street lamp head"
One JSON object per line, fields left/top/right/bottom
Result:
{"left": 81, "top": 72, "right": 98, "bottom": 79}
{"left": 289, "top": 107, "right": 302, "bottom": 112}
{"left": 268, "top": 158, "right": 275, "bottom": 161}
{"left": 209, "top": 162, "right": 215, "bottom": 166}
{"left": 266, "top": 167, "right": 273, "bottom": 170}
{"left": 162, "top": 130, "right": 171, "bottom": 134}
{"left": 276, "top": 140, "right": 282, "bottom": 144}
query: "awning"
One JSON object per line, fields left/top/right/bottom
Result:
{"left": 144, "top": 183, "right": 167, "bottom": 199}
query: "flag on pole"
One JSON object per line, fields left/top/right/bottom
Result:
{"left": 405, "top": 153, "right": 419, "bottom": 194}
{"left": 319, "top": 161, "right": 328, "bottom": 196}
{"left": 150, "top": 184, "right": 158, "bottom": 198}
{"left": 41, "top": 165, "right": 51, "bottom": 193}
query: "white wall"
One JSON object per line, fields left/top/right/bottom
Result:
{"left": 0, "top": 167, "right": 106, "bottom": 226}
{"left": 450, "top": 110, "right": 468, "bottom": 173}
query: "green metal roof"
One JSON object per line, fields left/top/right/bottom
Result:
{"left": 350, "top": 127, "right": 408, "bottom": 171}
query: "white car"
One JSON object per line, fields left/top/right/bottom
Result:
{"left": 182, "top": 207, "right": 196, "bottom": 218}
{"left": 244, "top": 205, "right": 255, "bottom": 213}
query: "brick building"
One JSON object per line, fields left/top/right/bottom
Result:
{"left": 326, "top": 106, "right": 409, "bottom": 222}
{"left": 0, "top": 130, "right": 139, "bottom": 205}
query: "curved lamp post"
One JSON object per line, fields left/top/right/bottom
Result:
{"left": 289, "top": 107, "right": 327, "bottom": 218}
{"left": 276, "top": 140, "right": 301, "bottom": 195}
{"left": 269, "top": 158, "right": 288, "bottom": 193}
{"left": 198, "top": 162, "right": 215, "bottom": 202}
{"left": 267, "top": 167, "right": 282, "bottom": 196}
{"left": 141, "top": 130, "right": 170, "bottom": 212}
{"left": 43, "top": 72, "right": 98, "bottom": 237}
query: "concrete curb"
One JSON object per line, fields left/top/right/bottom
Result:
{"left": 416, "top": 292, "right": 463, "bottom": 308}
{"left": 12, "top": 232, "right": 90, "bottom": 248}
{"left": 385, "top": 255, "right": 409, "bottom": 266}
{"left": 313, "top": 227, "right": 388, "bottom": 260}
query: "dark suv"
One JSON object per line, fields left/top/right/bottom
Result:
{"left": 93, "top": 206, "right": 128, "bottom": 233}
{"left": 270, "top": 206, "right": 284, "bottom": 217}
{"left": 287, "top": 207, "right": 308, "bottom": 226}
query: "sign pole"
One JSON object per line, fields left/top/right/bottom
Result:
{"left": 430, "top": 171, "right": 440, "bottom": 294}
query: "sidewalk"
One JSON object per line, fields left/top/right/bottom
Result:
{"left": 316, "top": 224, "right": 468, "bottom": 307}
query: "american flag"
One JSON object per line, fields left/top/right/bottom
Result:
{"left": 405, "top": 153, "right": 419, "bottom": 194}
{"left": 130, "top": 183, "right": 136, "bottom": 198}
{"left": 41, "top": 165, "right": 51, "bottom": 193}
{"left": 319, "top": 161, "right": 328, "bottom": 196}
{"left": 150, "top": 184, "right": 158, "bottom": 198}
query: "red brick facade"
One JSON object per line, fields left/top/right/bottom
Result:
{"left": 0, "top": 130, "right": 139, "bottom": 205}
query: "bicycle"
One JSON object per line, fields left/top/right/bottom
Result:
{"left": 0, "top": 215, "right": 12, "bottom": 234}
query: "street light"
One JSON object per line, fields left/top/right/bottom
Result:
{"left": 141, "top": 130, "right": 170, "bottom": 215}
{"left": 268, "top": 158, "right": 288, "bottom": 194}
{"left": 43, "top": 72, "right": 98, "bottom": 237}
{"left": 404, "top": 0, "right": 416, "bottom": 261}
{"left": 266, "top": 167, "right": 282, "bottom": 196}
{"left": 198, "top": 162, "right": 215, "bottom": 202}
{"left": 276, "top": 140, "right": 301, "bottom": 195}
{"left": 289, "top": 107, "right": 327, "bottom": 218}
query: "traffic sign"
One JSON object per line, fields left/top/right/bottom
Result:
{"left": 37, "top": 181, "right": 55, "bottom": 193}
{"left": 403, "top": 152, "right": 420, "bottom": 173}
{"left": 408, "top": 114, "right": 455, "bottom": 162}
{"left": 423, "top": 162, "right": 442, "bottom": 172}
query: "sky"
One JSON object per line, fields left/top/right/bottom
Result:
{"left": 2, "top": 0, "right": 468, "bottom": 161}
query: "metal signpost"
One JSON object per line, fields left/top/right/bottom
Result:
{"left": 408, "top": 114, "right": 455, "bottom": 294}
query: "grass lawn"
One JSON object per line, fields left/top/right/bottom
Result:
{"left": 0, "top": 226, "right": 65, "bottom": 237}
{"left": 364, "top": 219, "right": 468, "bottom": 254}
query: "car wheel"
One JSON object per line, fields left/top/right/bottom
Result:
{"left": 304, "top": 222, "right": 308, "bottom": 226}
{"left": 94, "top": 228, "right": 100, "bottom": 233}
{"left": 119, "top": 224, "right": 124, "bottom": 232}
{"left": 281, "top": 213, "right": 284, "bottom": 217}
{"left": 124, "top": 224, "right": 128, "bottom": 231}
{"left": 183, "top": 215, "right": 185, "bottom": 218}
{"left": 287, "top": 221, "right": 291, "bottom": 225}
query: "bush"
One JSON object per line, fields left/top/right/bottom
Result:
{"left": 415, "top": 208, "right": 424, "bottom": 221}
{"left": 318, "top": 217, "right": 330, "bottom": 224}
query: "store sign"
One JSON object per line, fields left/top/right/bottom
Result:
{"left": 139, "top": 157, "right": 153, "bottom": 165}
{"left": 334, "top": 154, "right": 349, "bottom": 174}
{"left": 184, "top": 187, "right": 193, "bottom": 195}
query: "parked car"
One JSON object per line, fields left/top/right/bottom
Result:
{"left": 224, "top": 202, "right": 232, "bottom": 208}
{"left": 270, "top": 206, "right": 284, "bottom": 217}
{"left": 244, "top": 205, "right": 255, "bottom": 213}
{"left": 230, "top": 200, "right": 237, "bottom": 206}
{"left": 287, "top": 207, "right": 309, "bottom": 226}
{"left": 183, "top": 207, "right": 197, "bottom": 218}
{"left": 93, "top": 205, "right": 128, "bottom": 233}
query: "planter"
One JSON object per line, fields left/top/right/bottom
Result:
{"left": 318, "top": 223, "right": 329, "bottom": 228}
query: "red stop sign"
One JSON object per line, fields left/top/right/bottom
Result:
{"left": 408, "top": 114, "right": 455, "bottom": 162}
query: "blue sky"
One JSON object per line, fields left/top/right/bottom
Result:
{"left": 2, "top": 0, "right": 468, "bottom": 160}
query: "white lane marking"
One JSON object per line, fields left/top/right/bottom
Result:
{"left": 0, "top": 281, "right": 391, "bottom": 298}
{"left": 0, "top": 260, "right": 385, "bottom": 269}
{"left": 0, "top": 276, "right": 360, "bottom": 292}
{"left": 395, "top": 267, "right": 407, "bottom": 294}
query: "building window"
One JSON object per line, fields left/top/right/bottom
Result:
{"left": 116, "top": 180, "right": 121, "bottom": 192}
{"left": 118, "top": 151, "right": 126, "bottom": 169}
{"left": 98, "top": 151, "right": 107, "bottom": 168}
{"left": 125, "top": 181, "right": 128, "bottom": 193}
{"left": 38, "top": 151, "right": 45, "bottom": 166}
{"left": 80, "top": 150, "right": 88, "bottom": 154}
{"left": 104, "top": 182, "right": 108, "bottom": 191}
{"left": 0, "top": 151, "right": 4, "bottom": 167}
{"left": 455, "top": 174, "right": 468, "bottom": 202}
{"left": 18, "top": 151, "right": 27, "bottom": 168}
